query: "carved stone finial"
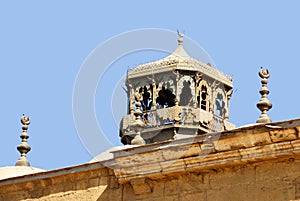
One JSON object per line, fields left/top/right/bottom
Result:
{"left": 130, "top": 94, "right": 146, "bottom": 145}
{"left": 16, "top": 115, "right": 31, "bottom": 166}
{"left": 256, "top": 67, "right": 272, "bottom": 123}
{"left": 177, "top": 29, "right": 184, "bottom": 45}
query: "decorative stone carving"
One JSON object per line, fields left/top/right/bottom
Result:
{"left": 130, "top": 93, "right": 146, "bottom": 145}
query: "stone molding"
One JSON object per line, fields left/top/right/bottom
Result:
{"left": 112, "top": 118, "right": 300, "bottom": 183}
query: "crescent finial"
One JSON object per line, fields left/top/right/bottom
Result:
{"left": 259, "top": 67, "right": 270, "bottom": 79}
{"left": 21, "top": 115, "right": 30, "bottom": 125}
{"left": 177, "top": 29, "right": 184, "bottom": 38}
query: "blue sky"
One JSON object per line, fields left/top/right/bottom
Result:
{"left": 0, "top": 1, "right": 299, "bottom": 170}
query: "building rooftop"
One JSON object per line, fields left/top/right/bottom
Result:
{"left": 127, "top": 31, "right": 232, "bottom": 87}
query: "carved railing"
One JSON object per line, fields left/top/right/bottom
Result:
{"left": 121, "top": 106, "right": 225, "bottom": 135}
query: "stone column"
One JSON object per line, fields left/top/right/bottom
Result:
{"left": 173, "top": 70, "right": 181, "bottom": 102}
{"left": 194, "top": 72, "right": 202, "bottom": 108}
{"left": 126, "top": 80, "right": 135, "bottom": 115}
{"left": 224, "top": 90, "right": 232, "bottom": 121}
{"left": 131, "top": 93, "right": 146, "bottom": 145}
{"left": 151, "top": 78, "right": 157, "bottom": 109}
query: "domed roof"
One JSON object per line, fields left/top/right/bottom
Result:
{"left": 0, "top": 166, "right": 45, "bottom": 180}
{"left": 89, "top": 145, "right": 138, "bottom": 162}
{"left": 127, "top": 34, "right": 233, "bottom": 87}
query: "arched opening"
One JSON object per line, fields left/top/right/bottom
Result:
{"left": 197, "top": 85, "right": 208, "bottom": 111}
{"left": 141, "top": 86, "right": 152, "bottom": 111}
{"left": 215, "top": 92, "right": 225, "bottom": 117}
{"left": 156, "top": 87, "right": 175, "bottom": 108}
{"left": 180, "top": 80, "right": 193, "bottom": 106}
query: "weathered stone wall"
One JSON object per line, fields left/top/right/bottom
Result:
{"left": 0, "top": 166, "right": 116, "bottom": 201}
{"left": 102, "top": 158, "right": 300, "bottom": 201}
{"left": 2, "top": 158, "right": 300, "bottom": 201}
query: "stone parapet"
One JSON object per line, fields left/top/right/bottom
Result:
{"left": 0, "top": 163, "right": 116, "bottom": 201}
{"left": 113, "top": 118, "right": 300, "bottom": 183}
{"left": 1, "top": 118, "right": 300, "bottom": 200}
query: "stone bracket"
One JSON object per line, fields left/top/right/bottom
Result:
{"left": 130, "top": 178, "right": 152, "bottom": 195}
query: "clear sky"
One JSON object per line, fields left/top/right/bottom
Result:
{"left": 0, "top": 1, "right": 299, "bottom": 170}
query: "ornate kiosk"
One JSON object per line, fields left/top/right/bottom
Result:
{"left": 120, "top": 32, "right": 235, "bottom": 145}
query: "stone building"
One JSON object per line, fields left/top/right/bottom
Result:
{"left": 1, "top": 33, "right": 300, "bottom": 201}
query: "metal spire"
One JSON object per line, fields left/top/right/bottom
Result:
{"left": 256, "top": 67, "right": 272, "bottom": 123}
{"left": 15, "top": 115, "right": 31, "bottom": 166}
